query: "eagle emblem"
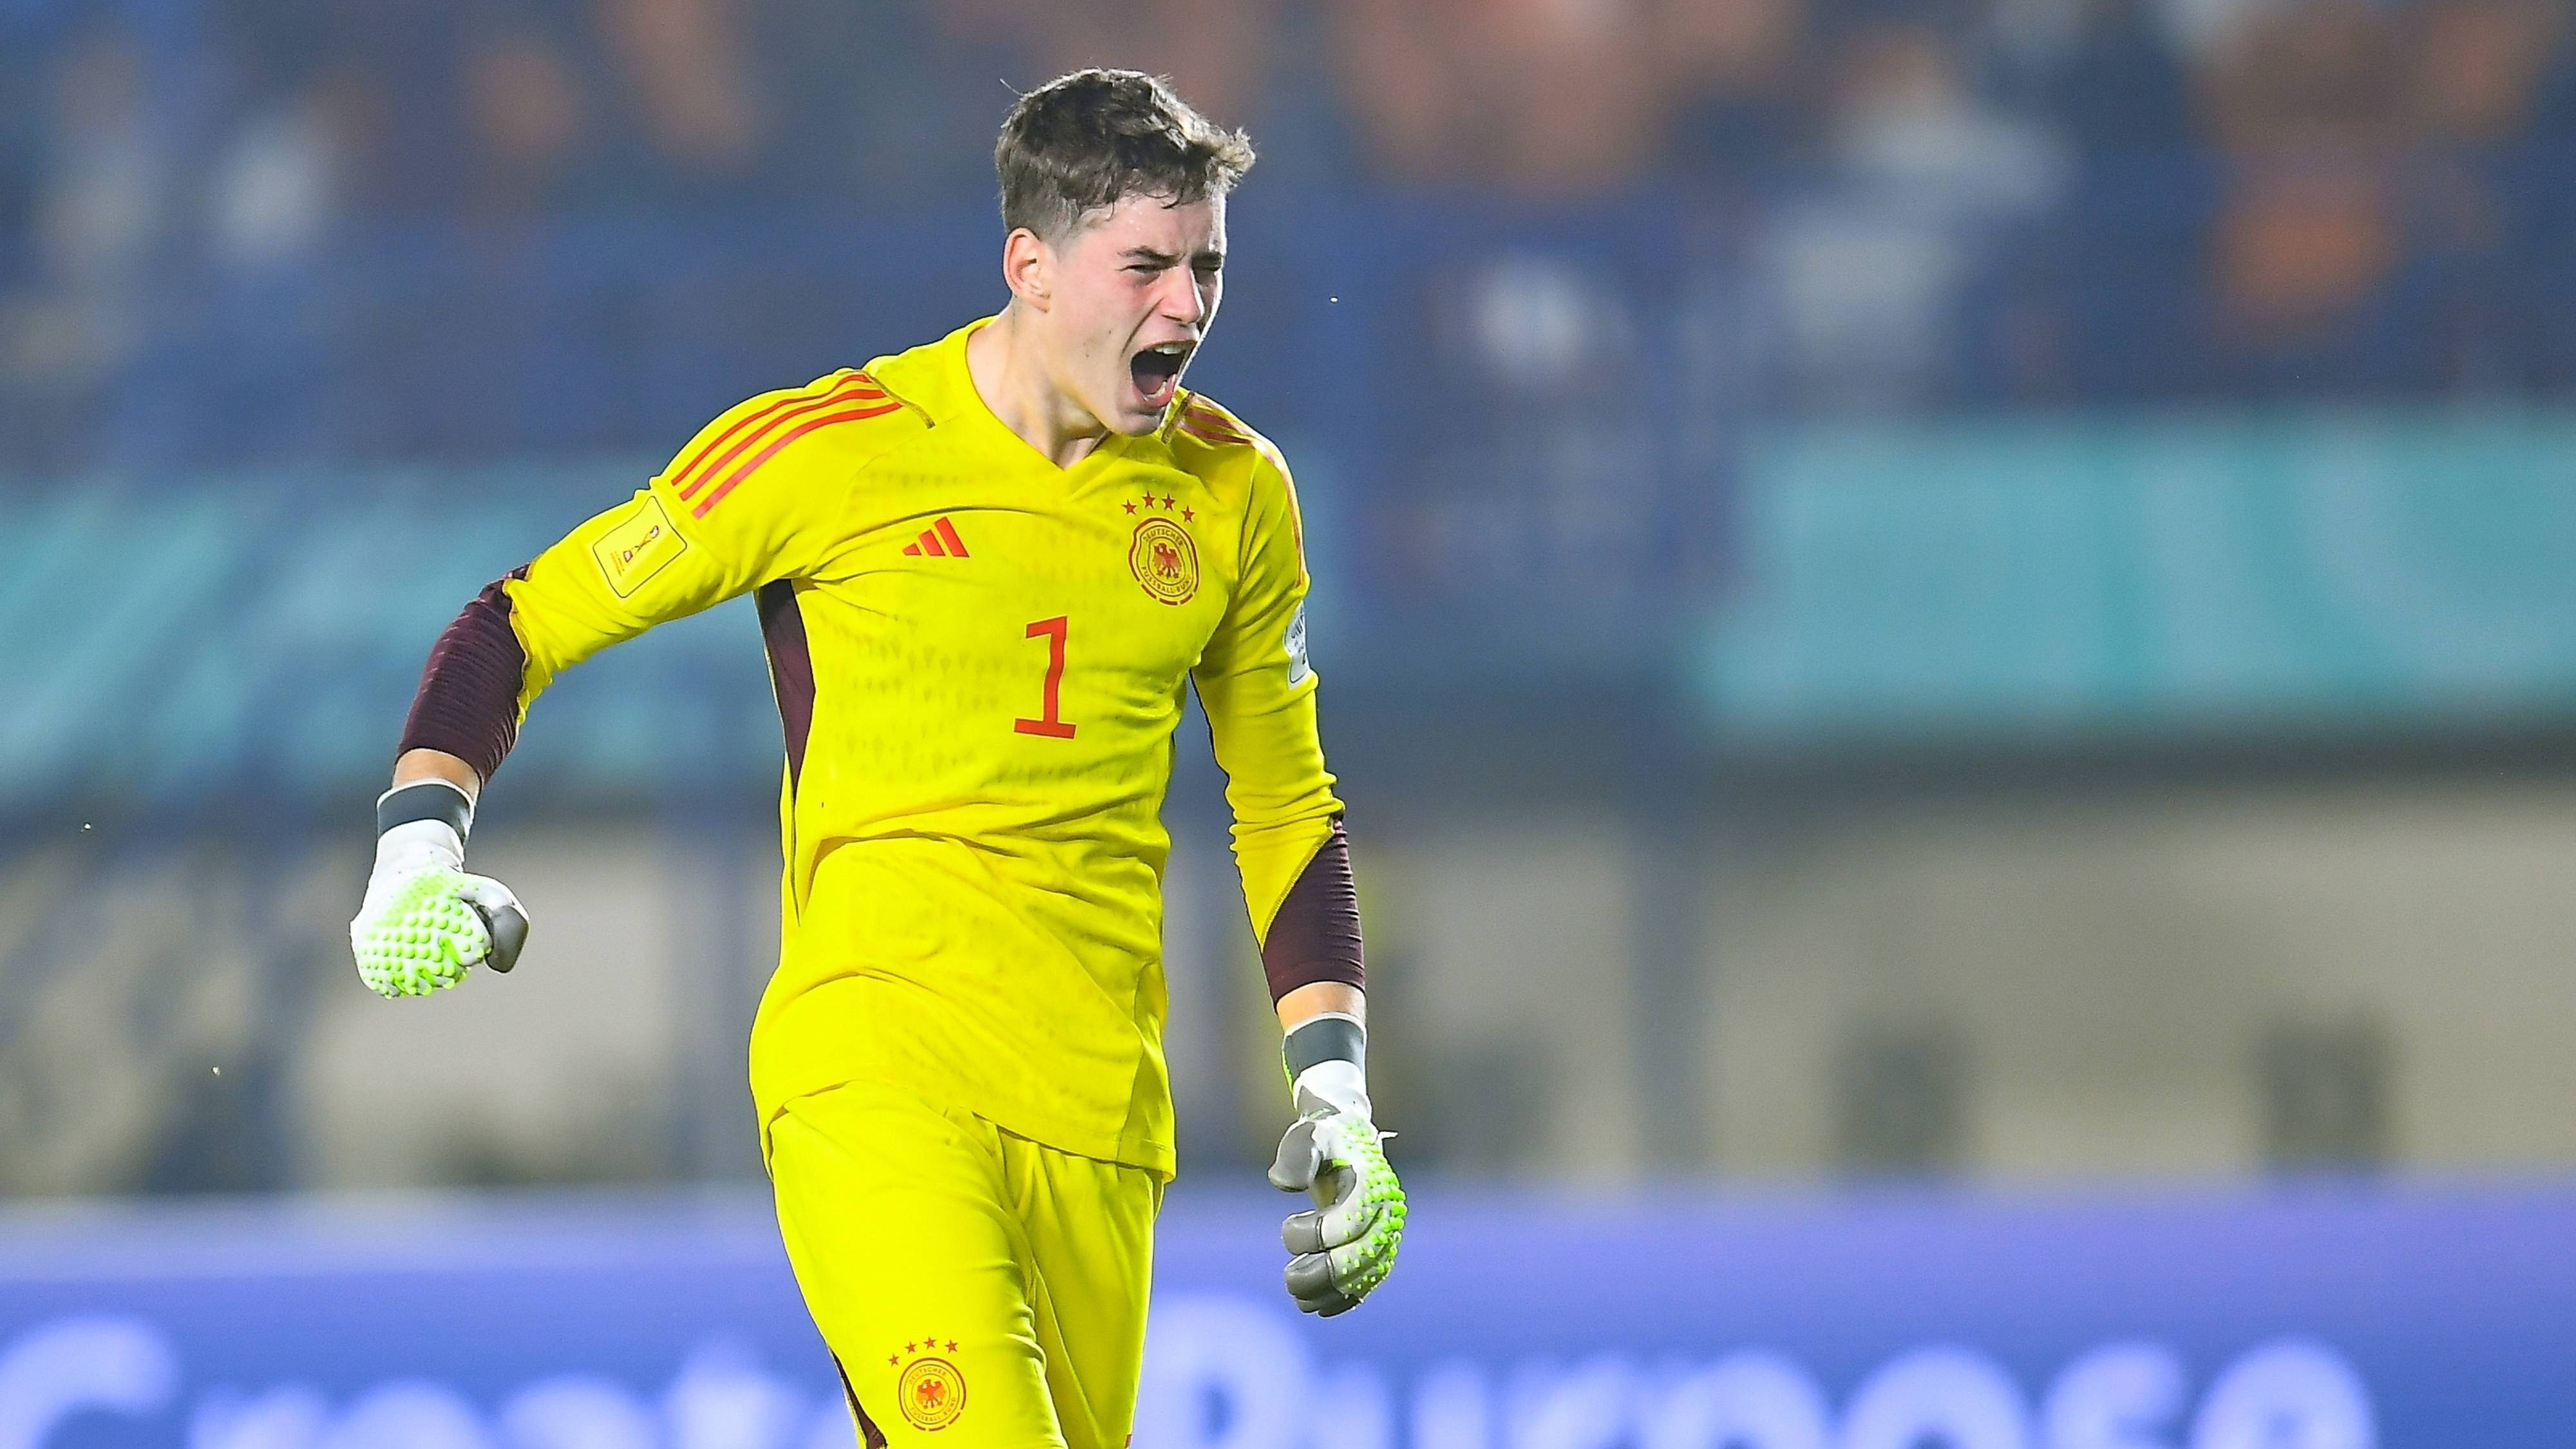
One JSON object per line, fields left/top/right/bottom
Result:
{"left": 1128, "top": 516, "right": 1200, "bottom": 605}
{"left": 897, "top": 1356, "right": 967, "bottom": 1431}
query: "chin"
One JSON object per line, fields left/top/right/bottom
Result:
{"left": 1103, "top": 391, "right": 1174, "bottom": 435}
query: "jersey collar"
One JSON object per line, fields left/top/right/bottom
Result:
{"left": 891, "top": 316, "right": 1142, "bottom": 477}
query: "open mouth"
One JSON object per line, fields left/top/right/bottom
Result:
{"left": 1129, "top": 341, "right": 1192, "bottom": 410}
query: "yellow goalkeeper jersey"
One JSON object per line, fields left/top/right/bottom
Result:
{"left": 497, "top": 319, "right": 1341, "bottom": 1177}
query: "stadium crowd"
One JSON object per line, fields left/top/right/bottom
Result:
{"left": 5, "top": 0, "right": 2576, "bottom": 469}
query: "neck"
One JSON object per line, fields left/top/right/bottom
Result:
{"left": 965, "top": 304, "right": 1111, "bottom": 469}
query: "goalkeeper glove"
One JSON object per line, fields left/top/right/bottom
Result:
{"left": 1267, "top": 1014, "right": 1405, "bottom": 1316}
{"left": 349, "top": 779, "right": 529, "bottom": 999}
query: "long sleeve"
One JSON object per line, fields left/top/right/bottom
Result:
{"left": 1191, "top": 443, "right": 1350, "bottom": 952}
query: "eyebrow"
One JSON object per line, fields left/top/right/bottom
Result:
{"left": 1121, "top": 245, "right": 1226, "bottom": 267}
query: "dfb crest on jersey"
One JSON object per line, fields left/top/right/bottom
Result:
{"left": 1128, "top": 517, "right": 1200, "bottom": 605}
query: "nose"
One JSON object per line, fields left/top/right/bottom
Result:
{"left": 1162, "top": 266, "right": 1209, "bottom": 328}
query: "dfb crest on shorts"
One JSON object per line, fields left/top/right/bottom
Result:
{"left": 893, "top": 1340, "right": 967, "bottom": 1431}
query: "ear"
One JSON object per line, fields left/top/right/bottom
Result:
{"left": 1001, "top": 227, "right": 1052, "bottom": 312}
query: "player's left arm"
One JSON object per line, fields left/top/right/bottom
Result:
{"left": 1192, "top": 443, "right": 1403, "bottom": 1318}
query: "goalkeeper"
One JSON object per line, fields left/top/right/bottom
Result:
{"left": 350, "top": 68, "right": 1401, "bottom": 1446}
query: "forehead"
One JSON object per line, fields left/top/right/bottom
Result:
{"left": 1066, "top": 191, "right": 1227, "bottom": 255}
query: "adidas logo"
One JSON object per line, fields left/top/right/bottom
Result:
{"left": 903, "top": 517, "right": 971, "bottom": 558}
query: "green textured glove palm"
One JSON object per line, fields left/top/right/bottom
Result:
{"left": 1269, "top": 1065, "right": 1406, "bottom": 1316}
{"left": 350, "top": 801, "right": 529, "bottom": 999}
{"left": 351, "top": 865, "right": 526, "bottom": 997}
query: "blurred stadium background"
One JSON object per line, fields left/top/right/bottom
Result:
{"left": 5, "top": 0, "right": 2576, "bottom": 1443}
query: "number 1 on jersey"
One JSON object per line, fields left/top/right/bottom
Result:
{"left": 1014, "top": 616, "right": 1077, "bottom": 739}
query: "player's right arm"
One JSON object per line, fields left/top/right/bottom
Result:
{"left": 352, "top": 370, "right": 898, "bottom": 998}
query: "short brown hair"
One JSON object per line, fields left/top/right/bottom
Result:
{"left": 995, "top": 70, "right": 1255, "bottom": 240}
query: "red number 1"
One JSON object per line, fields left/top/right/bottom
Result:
{"left": 1014, "top": 616, "right": 1077, "bottom": 739}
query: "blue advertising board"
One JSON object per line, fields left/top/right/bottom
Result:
{"left": 0, "top": 1184, "right": 2567, "bottom": 1449}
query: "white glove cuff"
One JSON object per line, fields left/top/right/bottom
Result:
{"left": 1291, "top": 1059, "right": 1372, "bottom": 1121}
{"left": 373, "top": 819, "right": 465, "bottom": 877}
{"left": 372, "top": 778, "right": 473, "bottom": 877}
{"left": 1285, "top": 1011, "right": 1370, "bottom": 1116}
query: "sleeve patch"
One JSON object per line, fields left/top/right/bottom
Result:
{"left": 1284, "top": 603, "right": 1311, "bottom": 685}
{"left": 592, "top": 493, "right": 689, "bottom": 598}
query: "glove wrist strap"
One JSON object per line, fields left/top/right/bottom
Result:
{"left": 377, "top": 779, "right": 474, "bottom": 842}
{"left": 1283, "top": 1012, "right": 1365, "bottom": 1078}
{"left": 1285, "top": 1014, "right": 1370, "bottom": 1119}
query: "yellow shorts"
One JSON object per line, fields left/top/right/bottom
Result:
{"left": 768, "top": 1081, "right": 1162, "bottom": 1449}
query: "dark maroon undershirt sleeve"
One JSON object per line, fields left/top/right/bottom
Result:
{"left": 397, "top": 567, "right": 530, "bottom": 784}
{"left": 1262, "top": 816, "right": 1366, "bottom": 1002}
